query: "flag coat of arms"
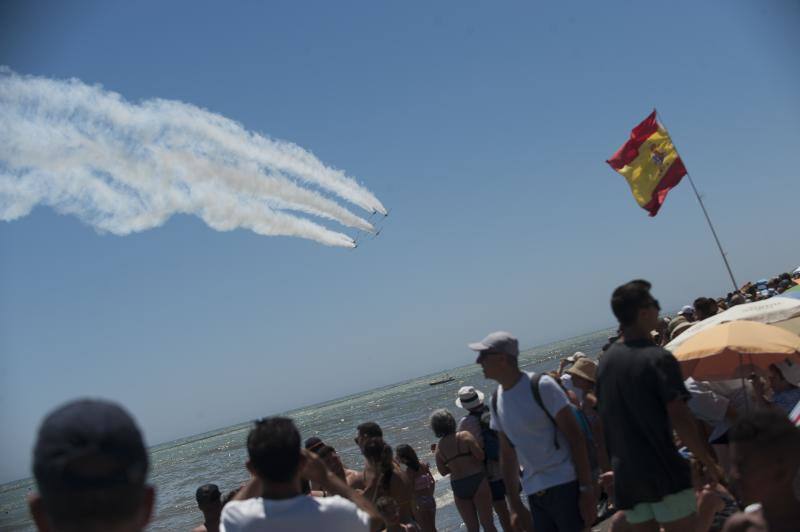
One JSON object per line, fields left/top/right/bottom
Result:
{"left": 606, "top": 110, "right": 687, "bottom": 216}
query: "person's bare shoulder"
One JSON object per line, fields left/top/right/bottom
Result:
{"left": 457, "top": 429, "right": 478, "bottom": 442}
{"left": 346, "top": 468, "right": 365, "bottom": 489}
{"left": 192, "top": 525, "right": 208, "bottom": 532}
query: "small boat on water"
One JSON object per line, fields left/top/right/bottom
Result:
{"left": 429, "top": 374, "right": 455, "bottom": 386}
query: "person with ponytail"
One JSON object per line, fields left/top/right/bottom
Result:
{"left": 362, "top": 437, "right": 416, "bottom": 526}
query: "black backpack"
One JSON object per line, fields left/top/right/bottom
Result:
{"left": 490, "top": 373, "right": 560, "bottom": 450}
{"left": 469, "top": 406, "right": 501, "bottom": 462}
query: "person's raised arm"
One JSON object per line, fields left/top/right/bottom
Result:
{"left": 434, "top": 446, "right": 450, "bottom": 477}
{"left": 656, "top": 352, "right": 722, "bottom": 483}
{"left": 589, "top": 415, "right": 611, "bottom": 473}
{"left": 667, "top": 398, "right": 722, "bottom": 483}
{"left": 359, "top": 467, "right": 379, "bottom": 502}
{"left": 554, "top": 407, "right": 597, "bottom": 526}
{"left": 301, "top": 449, "right": 383, "bottom": 532}
{"left": 498, "top": 431, "right": 533, "bottom": 532}
{"left": 233, "top": 471, "right": 262, "bottom": 501}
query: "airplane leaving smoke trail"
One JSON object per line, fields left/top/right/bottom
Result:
{"left": 0, "top": 67, "right": 387, "bottom": 248}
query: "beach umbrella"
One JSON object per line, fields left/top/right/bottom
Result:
{"left": 783, "top": 283, "right": 800, "bottom": 297}
{"left": 674, "top": 320, "right": 800, "bottom": 381}
{"left": 775, "top": 316, "right": 800, "bottom": 336}
{"left": 665, "top": 295, "right": 800, "bottom": 352}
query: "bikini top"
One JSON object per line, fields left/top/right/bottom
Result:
{"left": 413, "top": 465, "right": 435, "bottom": 492}
{"left": 441, "top": 437, "right": 472, "bottom": 465}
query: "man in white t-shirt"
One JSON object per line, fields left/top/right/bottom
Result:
{"left": 469, "top": 331, "right": 596, "bottom": 532}
{"left": 221, "top": 417, "right": 382, "bottom": 532}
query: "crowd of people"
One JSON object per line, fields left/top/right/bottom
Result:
{"left": 654, "top": 269, "right": 799, "bottom": 345}
{"left": 24, "top": 271, "right": 800, "bottom": 532}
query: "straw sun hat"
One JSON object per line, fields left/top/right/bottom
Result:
{"left": 565, "top": 358, "right": 597, "bottom": 383}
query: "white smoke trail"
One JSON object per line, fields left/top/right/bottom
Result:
{"left": 0, "top": 67, "right": 387, "bottom": 247}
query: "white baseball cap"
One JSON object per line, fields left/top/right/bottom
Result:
{"left": 468, "top": 331, "right": 519, "bottom": 357}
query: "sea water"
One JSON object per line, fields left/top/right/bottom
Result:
{"left": 0, "top": 328, "right": 613, "bottom": 531}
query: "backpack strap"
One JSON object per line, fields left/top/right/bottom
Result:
{"left": 490, "top": 390, "right": 514, "bottom": 448}
{"left": 491, "top": 376, "right": 561, "bottom": 450}
{"left": 490, "top": 390, "right": 498, "bottom": 427}
{"left": 529, "top": 373, "right": 560, "bottom": 450}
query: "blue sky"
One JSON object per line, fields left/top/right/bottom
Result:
{"left": 1, "top": 0, "right": 798, "bottom": 482}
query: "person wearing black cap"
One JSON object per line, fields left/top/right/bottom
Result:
{"left": 193, "top": 484, "right": 222, "bottom": 532}
{"left": 28, "top": 398, "right": 154, "bottom": 532}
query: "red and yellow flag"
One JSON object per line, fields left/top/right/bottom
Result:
{"left": 606, "top": 110, "right": 687, "bottom": 216}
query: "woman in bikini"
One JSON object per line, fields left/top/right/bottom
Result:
{"left": 362, "top": 437, "right": 417, "bottom": 526}
{"left": 396, "top": 444, "right": 437, "bottom": 532}
{"left": 430, "top": 409, "right": 497, "bottom": 532}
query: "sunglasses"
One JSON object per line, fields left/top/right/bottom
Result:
{"left": 477, "top": 350, "right": 504, "bottom": 362}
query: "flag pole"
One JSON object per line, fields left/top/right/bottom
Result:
{"left": 656, "top": 110, "right": 739, "bottom": 293}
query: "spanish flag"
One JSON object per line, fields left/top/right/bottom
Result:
{"left": 607, "top": 110, "right": 687, "bottom": 216}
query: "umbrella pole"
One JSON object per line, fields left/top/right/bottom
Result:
{"left": 740, "top": 351, "right": 749, "bottom": 413}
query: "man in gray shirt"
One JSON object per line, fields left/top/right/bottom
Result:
{"left": 471, "top": 331, "right": 596, "bottom": 532}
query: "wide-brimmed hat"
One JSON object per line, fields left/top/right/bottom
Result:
{"left": 455, "top": 386, "right": 485, "bottom": 410}
{"left": 670, "top": 320, "right": 694, "bottom": 340}
{"left": 566, "top": 358, "right": 597, "bottom": 383}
